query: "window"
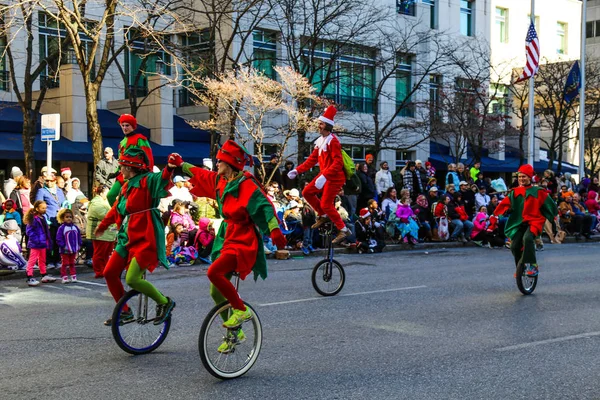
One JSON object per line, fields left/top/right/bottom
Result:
{"left": 396, "top": 54, "right": 414, "bottom": 117}
{"left": 557, "top": 22, "right": 567, "bottom": 54}
{"left": 255, "top": 143, "right": 279, "bottom": 158}
{"left": 454, "top": 77, "right": 478, "bottom": 124}
{"left": 125, "top": 28, "right": 172, "bottom": 98}
{"left": 343, "top": 145, "right": 376, "bottom": 161}
{"left": 495, "top": 7, "right": 508, "bottom": 43}
{"left": 397, "top": 0, "right": 416, "bottom": 17}
{"left": 253, "top": 30, "right": 277, "bottom": 80}
{"left": 586, "top": 21, "right": 594, "bottom": 39}
{"left": 304, "top": 41, "right": 376, "bottom": 114}
{"left": 489, "top": 84, "right": 508, "bottom": 115}
{"left": 423, "top": 0, "right": 437, "bottom": 29}
{"left": 395, "top": 150, "right": 415, "bottom": 167}
{"left": 460, "top": 0, "right": 473, "bottom": 37}
{"left": 429, "top": 74, "right": 442, "bottom": 122}
{"left": 0, "top": 18, "right": 6, "bottom": 91}
{"left": 178, "top": 30, "right": 214, "bottom": 107}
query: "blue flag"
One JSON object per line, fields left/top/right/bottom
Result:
{"left": 564, "top": 61, "right": 581, "bottom": 103}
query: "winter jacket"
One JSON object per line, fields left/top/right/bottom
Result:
{"left": 26, "top": 215, "right": 51, "bottom": 249}
{"left": 474, "top": 193, "right": 490, "bottom": 210}
{"left": 87, "top": 195, "right": 117, "bottom": 242}
{"left": 95, "top": 157, "right": 120, "bottom": 187}
{"left": 166, "top": 232, "right": 181, "bottom": 257}
{"left": 4, "top": 210, "right": 21, "bottom": 226}
{"left": 195, "top": 217, "right": 215, "bottom": 248}
{"left": 585, "top": 191, "right": 600, "bottom": 215}
{"left": 170, "top": 211, "right": 196, "bottom": 230}
{"left": 56, "top": 223, "right": 82, "bottom": 254}
{"left": 35, "top": 186, "right": 66, "bottom": 221}
{"left": 10, "top": 188, "right": 31, "bottom": 217}
{"left": 471, "top": 212, "right": 488, "bottom": 239}
{"left": 460, "top": 189, "right": 476, "bottom": 216}
{"left": 281, "top": 163, "right": 298, "bottom": 191}
{"left": 395, "top": 203, "right": 415, "bottom": 222}
{"left": 4, "top": 178, "right": 17, "bottom": 199}
{"left": 354, "top": 219, "right": 373, "bottom": 243}
{"left": 403, "top": 169, "right": 423, "bottom": 194}
{"left": 375, "top": 169, "right": 394, "bottom": 195}
{"left": 445, "top": 171, "right": 459, "bottom": 187}
{"left": 381, "top": 198, "right": 399, "bottom": 220}
{"left": 434, "top": 202, "right": 447, "bottom": 218}
{"left": 358, "top": 170, "right": 376, "bottom": 200}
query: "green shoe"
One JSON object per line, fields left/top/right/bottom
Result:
{"left": 217, "top": 329, "right": 246, "bottom": 354}
{"left": 154, "top": 297, "right": 176, "bottom": 325}
{"left": 222, "top": 307, "right": 252, "bottom": 329}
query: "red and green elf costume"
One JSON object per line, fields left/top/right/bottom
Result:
{"left": 107, "top": 114, "right": 154, "bottom": 205}
{"left": 493, "top": 164, "right": 558, "bottom": 268}
{"left": 98, "top": 146, "right": 172, "bottom": 307}
{"left": 169, "top": 141, "right": 286, "bottom": 312}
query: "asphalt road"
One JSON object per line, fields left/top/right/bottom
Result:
{"left": 2, "top": 243, "right": 600, "bottom": 400}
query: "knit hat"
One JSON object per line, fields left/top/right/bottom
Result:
{"left": 118, "top": 114, "right": 138, "bottom": 129}
{"left": 365, "top": 154, "right": 374, "bottom": 161}
{"left": 118, "top": 146, "right": 151, "bottom": 170}
{"left": 216, "top": 140, "right": 254, "bottom": 171}
{"left": 60, "top": 167, "right": 72, "bottom": 177}
{"left": 429, "top": 187, "right": 438, "bottom": 192}
{"left": 359, "top": 208, "right": 370, "bottom": 219}
{"left": 10, "top": 166, "right": 23, "bottom": 179}
{"left": 318, "top": 105, "right": 337, "bottom": 126}
{"left": 425, "top": 161, "right": 431, "bottom": 167}
{"left": 517, "top": 164, "right": 534, "bottom": 178}
{"left": 2, "top": 219, "right": 19, "bottom": 232}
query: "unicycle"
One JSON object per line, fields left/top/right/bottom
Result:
{"left": 111, "top": 273, "right": 172, "bottom": 355}
{"left": 515, "top": 263, "right": 538, "bottom": 295}
{"left": 311, "top": 222, "right": 345, "bottom": 296}
{"left": 199, "top": 273, "right": 263, "bottom": 379}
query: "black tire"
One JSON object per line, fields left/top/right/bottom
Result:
{"left": 111, "top": 290, "right": 171, "bottom": 355}
{"left": 515, "top": 263, "right": 537, "bottom": 295}
{"left": 199, "top": 301, "right": 262, "bottom": 379}
{"left": 312, "top": 259, "right": 345, "bottom": 296}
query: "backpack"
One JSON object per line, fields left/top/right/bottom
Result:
{"left": 341, "top": 150, "right": 355, "bottom": 179}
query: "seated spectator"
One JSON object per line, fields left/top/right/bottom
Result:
{"left": 471, "top": 206, "right": 493, "bottom": 247}
{"left": 2, "top": 199, "right": 21, "bottom": 226}
{"left": 433, "top": 194, "right": 450, "bottom": 241}
{"left": 301, "top": 200, "right": 316, "bottom": 255}
{"left": 381, "top": 187, "right": 400, "bottom": 221}
{"left": 169, "top": 201, "right": 198, "bottom": 246}
{"left": 395, "top": 197, "right": 419, "bottom": 245}
{"left": 559, "top": 185, "right": 574, "bottom": 201}
{"left": 445, "top": 184, "right": 456, "bottom": 198}
{"left": 66, "top": 177, "right": 85, "bottom": 205}
{"left": 474, "top": 186, "right": 490, "bottom": 210}
{"left": 195, "top": 217, "right": 215, "bottom": 264}
{"left": 355, "top": 208, "right": 383, "bottom": 253}
{"left": 169, "top": 176, "right": 194, "bottom": 203}
{"left": 413, "top": 194, "right": 432, "bottom": 241}
{"left": 426, "top": 186, "right": 440, "bottom": 206}
{"left": 585, "top": 190, "right": 600, "bottom": 222}
{"left": 166, "top": 224, "right": 198, "bottom": 267}
{"left": 283, "top": 200, "right": 303, "bottom": 248}
{"left": 559, "top": 195, "right": 593, "bottom": 239}
{"left": 367, "top": 199, "right": 386, "bottom": 243}
{"left": 574, "top": 193, "right": 596, "bottom": 230}
{"left": 426, "top": 177, "right": 439, "bottom": 193}
{"left": 0, "top": 219, "right": 26, "bottom": 270}
{"left": 448, "top": 192, "right": 473, "bottom": 242}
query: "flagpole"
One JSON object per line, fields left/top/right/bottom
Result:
{"left": 579, "top": 0, "right": 587, "bottom": 179}
{"left": 527, "top": 0, "right": 535, "bottom": 166}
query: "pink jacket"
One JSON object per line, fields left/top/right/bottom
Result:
{"left": 471, "top": 211, "right": 488, "bottom": 239}
{"left": 585, "top": 191, "right": 600, "bottom": 215}
{"left": 395, "top": 203, "right": 414, "bottom": 220}
{"left": 170, "top": 211, "right": 196, "bottom": 230}
{"left": 195, "top": 217, "right": 215, "bottom": 247}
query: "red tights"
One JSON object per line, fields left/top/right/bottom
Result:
{"left": 207, "top": 253, "right": 245, "bottom": 311}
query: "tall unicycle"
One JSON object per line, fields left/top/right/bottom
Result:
{"left": 199, "top": 273, "right": 263, "bottom": 379}
{"left": 311, "top": 222, "right": 345, "bottom": 296}
{"left": 111, "top": 274, "right": 172, "bottom": 355}
{"left": 515, "top": 263, "right": 538, "bottom": 295}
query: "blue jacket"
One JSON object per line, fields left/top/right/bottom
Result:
{"left": 4, "top": 211, "right": 21, "bottom": 226}
{"left": 26, "top": 215, "right": 51, "bottom": 249}
{"left": 35, "top": 187, "right": 66, "bottom": 222}
{"left": 56, "top": 223, "right": 82, "bottom": 254}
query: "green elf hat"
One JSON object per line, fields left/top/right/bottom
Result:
{"left": 217, "top": 140, "right": 254, "bottom": 170}
{"left": 118, "top": 146, "right": 151, "bottom": 170}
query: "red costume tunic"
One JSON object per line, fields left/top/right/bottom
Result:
{"left": 296, "top": 133, "right": 345, "bottom": 183}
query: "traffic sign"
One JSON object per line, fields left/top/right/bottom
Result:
{"left": 41, "top": 114, "right": 60, "bottom": 141}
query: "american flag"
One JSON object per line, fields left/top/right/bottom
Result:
{"left": 516, "top": 21, "right": 540, "bottom": 83}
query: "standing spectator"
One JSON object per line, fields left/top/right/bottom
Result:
{"left": 357, "top": 163, "right": 376, "bottom": 210}
{"left": 469, "top": 161, "right": 481, "bottom": 182}
{"left": 66, "top": 177, "right": 85, "bottom": 205}
{"left": 487, "top": 195, "right": 499, "bottom": 216}
{"left": 445, "top": 163, "right": 459, "bottom": 186}
{"left": 364, "top": 154, "right": 377, "bottom": 182}
{"left": 73, "top": 195, "right": 93, "bottom": 265}
{"left": 543, "top": 169, "right": 558, "bottom": 194}
{"left": 24, "top": 200, "right": 57, "bottom": 286}
{"left": 56, "top": 176, "right": 68, "bottom": 198}
{"left": 375, "top": 161, "right": 394, "bottom": 199}
{"left": 56, "top": 208, "right": 82, "bottom": 283}
{"left": 4, "top": 166, "right": 23, "bottom": 198}
{"left": 87, "top": 185, "right": 116, "bottom": 279}
{"left": 415, "top": 160, "right": 428, "bottom": 189}
{"left": 281, "top": 161, "right": 298, "bottom": 191}
{"left": 456, "top": 163, "right": 468, "bottom": 183}
{"left": 169, "top": 176, "right": 194, "bottom": 203}
{"left": 95, "top": 147, "right": 120, "bottom": 188}
{"left": 262, "top": 154, "right": 283, "bottom": 187}
{"left": 35, "top": 174, "right": 66, "bottom": 269}
{"left": 3, "top": 199, "right": 22, "bottom": 226}
{"left": 10, "top": 176, "right": 31, "bottom": 218}
{"left": 474, "top": 185, "right": 490, "bottom": 210}
{"left": 425, "top": 161, "right": 436, "bottom": 178}
{"left": 585, "top": 190, "right": 600, "bottom": 218}
{"left": 403, "top": 161, "right": 423, "bottom": 200}
{"left": 60, "top": 168, "right": 73, "bottom": 191}
{"left": 30, "top": 166, "right": 56, "bottom": 204}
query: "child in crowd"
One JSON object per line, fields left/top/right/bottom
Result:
{"left": 195, "top": 217, "right": 215, "bottom": 264}
{"left": 166, "top": 223, "right": 198, "bottom": 267}
{"left": 24, "top": 200, "right": 56, "bottom": 287}
{"left": 426, "top": 178, "right": 438, "bottom": 192}
{"left": 396, "top": 197, "right": 419, "bottom": 245}
{"left": 425, "top": 161, "right": 436, "bottom": 178}
{"left": 355, "top": 208, "right": 376, "bottom": 254}
{"left": 3, "top": 199, "right": 21, "bottom": 226}
{"left": 0, "top": 219, "right": 26, "bottom": 270}
{"left": 56, "top": 208, "right": 82, "bottom": 283}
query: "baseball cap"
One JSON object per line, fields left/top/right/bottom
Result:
{"left": 459, "top": 181, "right": 468, "bottom": 186}
{"left": 429, "top": 187, "right": 438, "bottom": 192}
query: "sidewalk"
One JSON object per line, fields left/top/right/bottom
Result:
{"left": 1, "top": 235, "right": 597, "bottom": 281}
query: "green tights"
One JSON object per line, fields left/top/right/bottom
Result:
{"left": 125, "top": 258, "right": 168, "bottom": 305}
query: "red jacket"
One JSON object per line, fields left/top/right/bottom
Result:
{"left": 585, "top": 191, "right": 600, "bottom": 215}
{"left": 296, "top": 134, "right": 345, "bottom": 182}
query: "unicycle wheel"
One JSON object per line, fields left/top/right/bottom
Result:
{"left": 312, "top": 259, "right": 345, "bottom": 296}
{"left": 199, "top": 301, "right": 262, "bottom": 379}
{"left": 515, "top": 263, "right": 538, "bottom": 295}
{"left": 111, "top": 290, "right": 171, "bottom": 355}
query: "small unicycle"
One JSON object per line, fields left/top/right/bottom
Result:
{"left": 198, "top": 273, "right": 263, "bottom": 379}
{"left": 515, "top": 263, "right": 538, "bottom": 295}
{"left": 311, "top": 222, "right": 345, "bottom": 296}
{"left": 111, "top": 273, "right": 172, "bottom": 355}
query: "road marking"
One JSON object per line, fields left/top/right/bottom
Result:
{"left": 496, "top": 331, "right": 600, "bottom": 352}
{"left": 258, "top": 285, "right": 426, "bottom": 307}
{"left": 75, "top": 280, "right": 107, "bottom": 287}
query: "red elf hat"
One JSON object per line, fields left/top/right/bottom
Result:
{"left": 318, "top": 105, "right": 337, "bottom": 126}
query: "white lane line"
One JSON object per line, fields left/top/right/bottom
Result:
{"left": 74, "top": 280, "right": 107, "bottom": 287}
{"left": 258, "top": 285, "right": 427, "bottom": 307}
{"left": 496, "top": 331, "right": 600, "bottom": 352}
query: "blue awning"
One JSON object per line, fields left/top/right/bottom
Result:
{"left": 174, "top": 115, "right": 210, "bottom": 142}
